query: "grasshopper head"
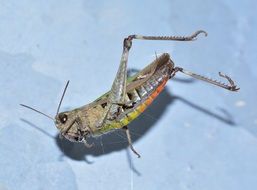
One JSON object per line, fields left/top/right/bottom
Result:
{"left": 53, "top": 81, "right": 85, "bottom": 142}
{"left": 21, "top": 81, "right": 90, "bottom": 143}
{"left": 55, "top": 110, "right": 90, "bottom": 142}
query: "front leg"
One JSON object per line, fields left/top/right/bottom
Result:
{"left": 76, "top": 117, "right": 95, "bottom": 148}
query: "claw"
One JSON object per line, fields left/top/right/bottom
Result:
{"left": 218, "top": 72, "right": 240, "bottom": 91}
{"left": 82, "top": 139, "right": 94, "bottom": 148}
{"left": 190, "top": 30, "right": 208, "bottom": 41}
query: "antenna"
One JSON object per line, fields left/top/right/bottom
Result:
{"left": 20, "top": 104, "right": 55, "bottom": 121}
{"left": 56, "top": 80, "right": 70, "bottom": 115}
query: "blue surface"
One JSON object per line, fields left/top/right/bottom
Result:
{"left": 0, "top": 1, "right": 257, "bottom": 190}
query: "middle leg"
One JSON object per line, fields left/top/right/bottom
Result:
{"left": 123, "top": 125, "right": 141, "bottom": 158}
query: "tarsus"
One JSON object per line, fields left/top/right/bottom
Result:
{"left": 177, "top": 67, "right": 239, "bottom": 91}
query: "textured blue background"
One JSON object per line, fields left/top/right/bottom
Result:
{"left": 0, "top": 0, "right": 257, "bottom": 190}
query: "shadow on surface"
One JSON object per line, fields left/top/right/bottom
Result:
{"left": 54, "top": 88, "right": 236, "bottom": 161}
{"left": 20, "top": 118, "right": 54, "bottom": 138}
{"left": 20, "top": 72, "right": 237, "bottom": 164}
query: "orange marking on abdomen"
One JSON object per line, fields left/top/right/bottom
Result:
{"left": 147, "top": 78, "right": 167, "bottom": 102}
{"left": 151, "top": 78, "right": 168, "bottom": 97}
{"left": 115, "top": 77, "right": 169, "bottom": 129}
{"left": 129, "top": 78, "right": 168, "bottom": 120}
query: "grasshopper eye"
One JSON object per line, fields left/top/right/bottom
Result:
{"left": 59, "top": 113, "right": 68, "bottom": 124}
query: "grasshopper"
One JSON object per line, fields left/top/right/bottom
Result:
{"left": 21, "top": 30, "right": 239, "bottom": 157}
